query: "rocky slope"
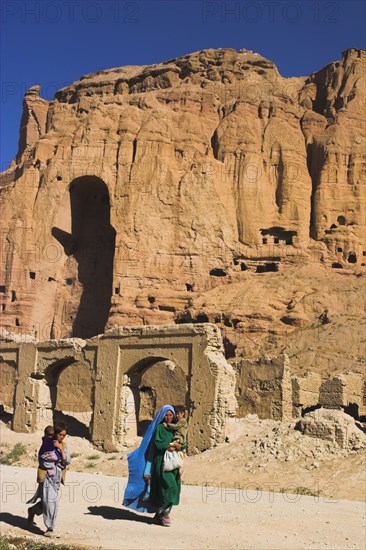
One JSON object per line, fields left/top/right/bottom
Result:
{"left": 0, "top": 48, "right": 365, "bottom": 374}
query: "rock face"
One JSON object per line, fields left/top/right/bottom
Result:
{"left": 0, "top": 48, "right": 365, "bottom": 362}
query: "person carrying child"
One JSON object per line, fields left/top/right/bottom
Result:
{"left": 163, "top": 405, "right": 188, "bottom": 476}
{"left": 27, "top": 423, "right": 70, "bottom": 538}
{"left": 37, "top": 425, "right": 62, "bottom": 477}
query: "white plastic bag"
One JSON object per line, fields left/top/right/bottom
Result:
{"left": 163, "top": 450, "right": 182, "bottom": 471}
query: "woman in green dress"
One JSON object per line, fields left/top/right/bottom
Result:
{"left": 123, "top": 405, "right": 182, "bottom": 527}
{"left": 149, "top": 408, "right": 181, "bottom": 525}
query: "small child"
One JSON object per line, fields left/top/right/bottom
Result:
{"left": 163, "top": 406, "right": 188, "bottom": 476}
{"left": 38, "top": 425, "right": 62, "bottom": 478}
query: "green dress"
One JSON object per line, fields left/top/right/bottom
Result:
{"left": 149, "top": 423, "right": 181, "bottom": 512}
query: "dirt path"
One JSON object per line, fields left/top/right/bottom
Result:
{"left": 0, "top": 465, "right": 365, "bottom": 550}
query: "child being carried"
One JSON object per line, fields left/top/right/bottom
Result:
{"left": 38, "top": 425, "right": 64, "bottom": 477}
{"left": 163, "top": 405, "right": 188, "bottom": 476}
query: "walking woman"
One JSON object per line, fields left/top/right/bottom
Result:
{"left": 27, "top": 422, "right": 71, "bottom": 537}
{"left": 123, "top": 405, "right": 182, "bottom": 526}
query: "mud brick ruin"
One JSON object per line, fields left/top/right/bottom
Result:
{"left": 0, "top": 325, "right": 236, "bottom": 452}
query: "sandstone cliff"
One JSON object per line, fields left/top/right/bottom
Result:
{"left": 0, "top": 48, "right": 365, "bottom": 373}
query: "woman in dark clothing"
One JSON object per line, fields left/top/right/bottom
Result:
{"left": 123, "top": 405, "right": 182, "bottom": 526}
{"left": 149, "top": 408, "right": 181, "bottom": 525}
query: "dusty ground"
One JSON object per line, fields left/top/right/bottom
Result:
{"left": 1, "top": 417, "right": 365, "bottom": 502}
{"left": 0, "top": 418, "right": 365, "bottom": 549}
{"left": 1, "top": 465, "right": 365, "bottom": 550}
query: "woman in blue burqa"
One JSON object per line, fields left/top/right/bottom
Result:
{"left": 123, "top": 405, "right": 181, "bottom": 526}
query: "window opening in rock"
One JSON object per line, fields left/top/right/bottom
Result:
{"left": 185, "top": 283, "right": 193, "bottom": 291}
{"left": 11, "top": 291, "right": 16, "bottom": 302}
{"left": 337, "top": 247, "right": 343, "bottom": 253}
{"left": 15, "top": 318, "right": 20, "bottom": 326}
{"left": 148, "top": 296, "right": 155, "bottom": 304}
{"left": 240, "top": 263, "right": 248, "bottom": 271}
{"left": 158, "top": 305, "right": 176, "bottom": 312}
{"left": 0, "top": 286, "right": 5, "bottom": 293}
{"left": 337, "top": 215, "right": 346, "bottom": 225}
{"left": 256, "top": 263, "right": 279, "bottom": 273}
{"left": 348, "top": 252, "right": 357, "bottom": 263}
{"left": 260, "top": 227, "right": 297, "bottom": 246}
{"left": 196, "top": 313, "right": 209, "bottom": 323}
{"left": 330, "top": 224, "right": 337, "bottom": 230}
{"left": 29, "top": 272, "right": 36, "bottom": 280}
{"left": 209, "top": 268, "right": 227, "bottom": 277}
{"left": 332, "top": 262, "right": 343, "bottom": 268}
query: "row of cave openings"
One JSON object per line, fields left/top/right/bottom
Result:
{"left": 1, "top": 176, "right": 365, "bottom": 338}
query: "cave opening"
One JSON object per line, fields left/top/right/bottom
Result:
{"left": 260, "top": 227, "right": 297, "bottom": 246}
{"left": 256, "top": 263, "right": 279, "bottom": 273}
{"left": 71, "top": 177, "right": 115, "bottom": 338}
{"left": 53, "top": 176, "right": 116, "bottom": 338}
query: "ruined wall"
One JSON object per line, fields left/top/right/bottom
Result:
{"left": 232, "top": 354, "right": 292, "bottom": 421}
{"left": 0, "top": 48, "right": 365, "bottom": 342}
{"left": 291, "top": 372, "right": 322, "bottom": 418}
{"left": 292, "top": 371, "right": 365, "bottom": 418}
{"left": 0, "top": 324, "right": 236, "bottom": 453}
{"left": 319, "top": 373, "right": 365, "bottom": 413}
{"left": 233, "top": 354, "right": 365, "bottom": 421}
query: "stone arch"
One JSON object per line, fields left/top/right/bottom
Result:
{"left": 124, "top": 356, "right": 188, "bottom": 438}
{"left": 44, "top": 358, "right": 93, "bottom": 438}
{"left": 52, "top": 176, "right": 116, "bottom": 338}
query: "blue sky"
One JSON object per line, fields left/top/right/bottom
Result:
{"left": 1, "top": 0, "right": 365, "bottom": 169}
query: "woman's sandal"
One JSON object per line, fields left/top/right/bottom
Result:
{"left": 161, "top": 515, "right": 172, "bottom": 527}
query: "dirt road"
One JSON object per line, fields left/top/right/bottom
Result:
{"left": 0, "top": 465, "right": 365, "bottom": 549}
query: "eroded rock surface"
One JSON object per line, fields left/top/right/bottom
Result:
{"left": 0, "top": 48, "right": 365, "bottom": 372}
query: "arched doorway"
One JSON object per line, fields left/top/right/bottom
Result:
{"left": 52, "top": 176, "right": 116, "bottom": 338}
{"left": 122, "top": 357, "right": 188, "bottom": 440}
{"left": 45, "top": 359, "right": 93, "bottom": 438}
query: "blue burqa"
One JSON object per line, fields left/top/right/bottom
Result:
{"left": 123, "top": 405, "right": 175, "bottom": 512}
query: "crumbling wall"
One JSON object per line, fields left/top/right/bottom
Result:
{"left": 233, "top": 354, "right": 292, "bottom": 421}
{"left": 291, "top": 372, "right": 322, "bottom": 418}
{"left": 299, "top": 408, "right": 366, "bottom": 450}
{"left": 0, "top": 324, "right": 236, "bottom": 453}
